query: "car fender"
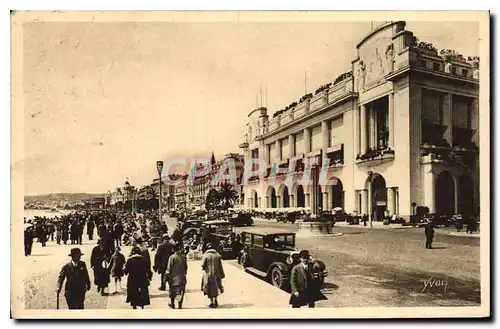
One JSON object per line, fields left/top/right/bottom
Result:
{"left": 268, "top": 262, "right": 290, "bottom": 278}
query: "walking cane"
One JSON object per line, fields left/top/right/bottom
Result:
{"left": 56, "top": 291, "right": 60, "bottom": 310}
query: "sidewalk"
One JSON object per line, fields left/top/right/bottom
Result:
{"left": 106, "top": 249, "right": 290, "bottom": 309}
{"left": 447, "top": 231, "right": 480, "bottom": 238}
{"left": 253, "top": 217, "right": 412, "bottom": 229}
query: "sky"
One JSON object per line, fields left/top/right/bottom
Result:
{"left": 22, "top": 20, "right": 480, "bottom": 195}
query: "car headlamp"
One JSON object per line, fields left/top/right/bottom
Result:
{"left": 286, "top": 256, "right": 293, "bottom": 265}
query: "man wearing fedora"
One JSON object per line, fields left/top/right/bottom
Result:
{"left": 56, "top": 248, "right": 91, "bottom": 309}
{"left": 289, "top": 250, "right": 326, "bottom": 308}
{"left": 153, "top": 234, "right": 174, "bottom": 291}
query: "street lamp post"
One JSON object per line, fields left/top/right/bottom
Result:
{"left": 156, "top": 161, "right": 164, "bottom": 223}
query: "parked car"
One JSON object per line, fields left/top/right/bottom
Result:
{"left": 201, "top": 220, "right": 238, "bottom": 259}
{"left": 227, "top": 213, "right": 254, "bottom": 227}
{"left": 238, "top": 228, "right": 328, "bottom": 290}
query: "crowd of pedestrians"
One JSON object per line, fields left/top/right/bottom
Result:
{"left": 50, "top": 209, "right": 227, "bottom": 310}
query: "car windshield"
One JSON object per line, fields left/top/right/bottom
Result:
{"left": 268, "top": 235, "right": 295, "bottom": 250}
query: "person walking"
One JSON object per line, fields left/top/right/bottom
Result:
{"left": 124, "top": 246, "right": 151, "bottom": 309}
{"left": 90, "top": 239, "right": 111, "bottom": 296}
{"left": 201, "top": 243, "right": 225, "bottom": 308}
{"left": 62, "top": 221, "right": 69, "bottom": 245}
{"left": 87, "top": 219, "right": 95, "bottom": 241}
{"left": 77, "top": 220, "right": 84, "bottom": 245}
{"left": 24, "top": 222, "right": 34, "bottom": 256}
{"left": 289, "top": 250, "right": 326, "bottom": 308}
{"left": 114, "top": 220, "right": 124, "bottom": 247}
{"left": 154, "top": 234, "right": 174, "bottom": 291}
{"left": 55, "top": 222, "right": 62, "bottom": 245}
{"left": 56, "top": 248, "right": 91, "bottom": 309}
{"left": 425, "top": 221, "right": 435, "bottom": 249}
{"left": 135, "top": 238, "right": 153, "bottom": 281}
{"left": 166, "top": 243, "right": 188, "bottom": 309}
{"left": 109, "top": 246, "right": 126, "bottom": 294}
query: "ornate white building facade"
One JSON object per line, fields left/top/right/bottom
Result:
{"left": 240, "top": 21, "right": 479, "bottom": 222}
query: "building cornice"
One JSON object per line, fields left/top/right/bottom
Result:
{"left": 257, "top": 91, "right": 358, "bottom": 140}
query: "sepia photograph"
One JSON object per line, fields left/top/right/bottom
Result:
{"left": 10, "top": 11, "right": 490, "bottom": 319}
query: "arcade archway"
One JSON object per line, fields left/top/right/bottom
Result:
{"left": 282, "top": 186, "right": 290, "bottom": 208}
{"left": 435, "top": 171, "right": 455, "bottom": 216}
{"left": 330, "top": 178, "right": 344, "bottom": 210}
{"left": 371, "top": 174, "right": 387, "bottom": 221}
{"left": 267, "top": 186, "right": 277, "bottom": 208}
{"left": 296, "top": 185, "right": 305, "bottom": 207}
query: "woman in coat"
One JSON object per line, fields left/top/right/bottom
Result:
{"left": 90, "top": 239, "right": 111, "bottom": 296}
{"left": 201, "top": 243, "right": 225, "bottom": 308}
{"left": 124, "top": 246, "right": 151, "bottom": 309}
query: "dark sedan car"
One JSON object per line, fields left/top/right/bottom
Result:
{"left": 238, "top": 228, "right": 327, "bottom": 290}
{"left": 227, "top": 213, "right": 254, "bottom": 227}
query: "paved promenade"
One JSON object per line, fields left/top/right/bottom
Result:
{"left": 22, "top": 236, "right": 289, "bottom": 310}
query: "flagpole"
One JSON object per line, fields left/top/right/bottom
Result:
{"left": 304, "top": 71, "right": 307, "bottom": 94}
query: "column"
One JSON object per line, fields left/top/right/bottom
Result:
{"left": 388, "top": 93, "right": 394, "bottom": 148}
{"left": 443, "top": 93, "right": 453, "bottom": 145}
{"left": 369, "top": 106, "right": 376, "bottom": 148}
{"left": 471, "top": 98, "right": 479, "bottom": 145}
{"left": 321, "top": 120, "right": 329, "bottom": 150}
{"left": 360, "top": 190, "right": 367, "bottom": 215}
{"left": 424, "top": 169, "right": 436, "bottom": 213}
{"left": 304, "top": 128, "right": 311, "bottom": 154}
{"left": 328, "top": 187, "right": 333, "bottom": 211}
{"left": 258, "top": 197, "right": 262, "bottom": 208}
{"left": 322, "top": 192, "right": 329, "bottom": 211}
{"left": 265, "top": 196, "right": 269, "bottom": 208}
{"left": 360, "top": 105, "right": 367, "bottom": 154}
{"left": 290, "top": 195, "right": 295, "bottom": 208}
{"left": 387, "top": 187, "right": 395, "bottom": 216}
{"left": 276, "top": 196, "right": 281, "bottom": 208}
{"left": 289, "top": 135, "right": 295, "bottom": 159}
{"left": 275, "top": 140, "right": 282, "bottom": 161}
{"left": 263, "top": 143, "right": 269, "bottom": 165}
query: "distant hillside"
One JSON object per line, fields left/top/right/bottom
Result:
{"left": 25, "top": 193, "right": 105, "bottom": 204}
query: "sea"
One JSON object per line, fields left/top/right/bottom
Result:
{"left": 23, "top": 209, "right": 74, "bottom": 220}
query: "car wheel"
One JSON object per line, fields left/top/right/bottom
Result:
{"left": 270, "top": 267, "right": 287, "bottom": 290}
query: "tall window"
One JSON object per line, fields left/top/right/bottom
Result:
{"left": 374, "top": 97, "right": 389, "bottom": 149}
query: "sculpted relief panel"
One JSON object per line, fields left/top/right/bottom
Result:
{"left": 356, "top": 35, "right": 395, "bottom": 92}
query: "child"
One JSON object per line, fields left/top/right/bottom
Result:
{"left": 109, "top": 246, "right": 126, "bottom": 293}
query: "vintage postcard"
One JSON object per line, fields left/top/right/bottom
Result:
{"left": 11, "top": 11, "right": 490, "bottom": 319}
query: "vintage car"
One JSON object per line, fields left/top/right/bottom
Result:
{"left": 201, "top": 220, "right": 238, "bottom": 259}
{"left": 227, "top": 212, "right": 254, "bottom": 227}
{"left": 238, "top": 228, "right": 327, "bottom": 290}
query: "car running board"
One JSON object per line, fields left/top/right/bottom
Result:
{"left": 244, "top": 267, "right": 268, "bottom": 278}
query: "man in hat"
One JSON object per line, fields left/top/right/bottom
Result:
{"left": 154, "top": 234, "right": 174, "bottom": 291}
{"left": 56, "top": 248, "right": 91, "bottom": 309}
{"left": 289, "top": 250, "right": 325, "bottom": 308}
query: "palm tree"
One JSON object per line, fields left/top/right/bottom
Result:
{"left": 205, "top": 188, "right": 220, "bottom": 211}
{"left": 218, "top": 182, "right": 237, "bottom": 210}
